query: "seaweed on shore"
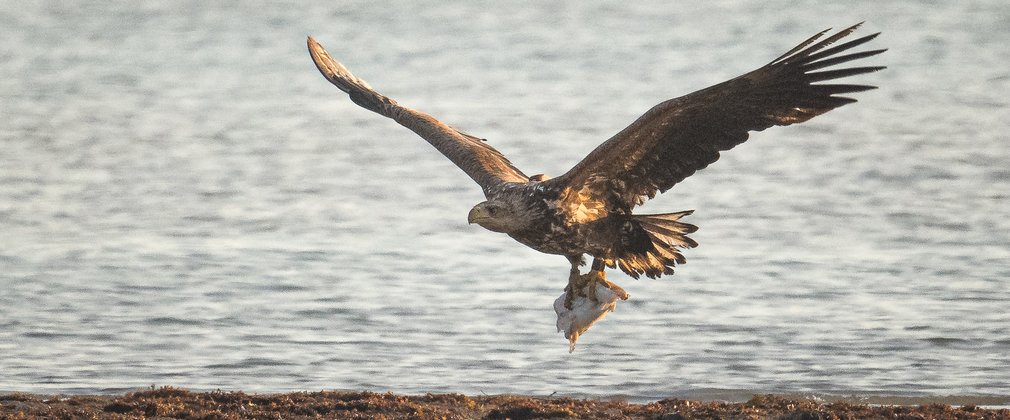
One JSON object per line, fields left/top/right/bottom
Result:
{"left": 2, "top": 387, "right": 1008, "bottom": 419}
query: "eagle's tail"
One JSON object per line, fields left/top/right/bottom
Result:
{"left": 612, "top": 211, "right": 698, "bottom": 279}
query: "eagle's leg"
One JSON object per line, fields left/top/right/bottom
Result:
{"left": 563, "top": 254, "right": 586, "bottom": 309}
{"left": 589, "top": 258, "right": 629, "bottom": 301}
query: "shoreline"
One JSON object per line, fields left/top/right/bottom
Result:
{"left": 3, "top": 388, "right": 1009, "bottom": 419}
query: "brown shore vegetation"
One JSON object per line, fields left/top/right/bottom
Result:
{"left": 2, "top": 387, "right": 1009, "bottom": 419}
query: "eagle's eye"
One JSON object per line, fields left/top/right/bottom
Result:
{"left": 487, "top": 206, "right": 499, "bottom": 215}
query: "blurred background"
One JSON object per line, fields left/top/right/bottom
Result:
{"left": 2, "top": 0, "right": 1008, "bottom": 401}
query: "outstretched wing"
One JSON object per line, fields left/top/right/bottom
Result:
{"left": 307, "top": 37, "right": 528, "bottom": 193}
{"left": 544, "top": 23, "right": 886, "bottom": 212}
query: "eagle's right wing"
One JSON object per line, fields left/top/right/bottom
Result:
{"left": 308, "top": 37, "right": 529, "bottom": 193}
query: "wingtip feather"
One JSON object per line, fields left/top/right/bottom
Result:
{"left": 772, "top": 22, "right": 878, "bottom": 66}
{"left": 307, "top": 36, "right": 375, "bottom": 95}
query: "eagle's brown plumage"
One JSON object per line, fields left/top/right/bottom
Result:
{"left": 307, "top": 38, "right": 529, "bottom": 193}
{"left": 308, "top": 24, "right": 885, "bottom": 299}
{"left": 546, "top": 24, "right": 885, "bottom": 212}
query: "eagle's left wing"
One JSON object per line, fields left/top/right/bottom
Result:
{"left": 544, "top": 24, "right": 885, "bottom": 212}
{"left": 308, "top": 37, "right": 529, "bottom": 194}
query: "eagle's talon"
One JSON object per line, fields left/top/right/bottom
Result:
{"left": 563, "top": 284, "right": 574, "bottom": 310}
{"left": 564, "top": 268, "right": 581, "bottom": 310}
{"left": 599, "top": 277, "right": 630, "bottom": 301}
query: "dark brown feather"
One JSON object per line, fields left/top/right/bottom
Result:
{"left": 544, "top": 23, "right": 886, "bottom": 212}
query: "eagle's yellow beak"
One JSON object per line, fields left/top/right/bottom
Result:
{"left": 467, "top": 206, "right": 486, "bottom": 224}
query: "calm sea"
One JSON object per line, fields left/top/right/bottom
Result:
{"left": 2, "top": 0, "right": 1009, "bottom": 403}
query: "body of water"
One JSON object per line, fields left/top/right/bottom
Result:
{"left": 2, "top": 1, "right": 1009, "bottom": 403}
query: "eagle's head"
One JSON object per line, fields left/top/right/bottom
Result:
{"left": 467, "top": 200, "right": 528, "bottom": 234}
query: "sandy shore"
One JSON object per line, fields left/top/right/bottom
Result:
{"left": 2, "top": 388, "right": 1009, "bottom": 419}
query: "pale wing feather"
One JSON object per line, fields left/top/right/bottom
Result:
{"left": 307, "top": 37, "right": 528, "bottom": 193}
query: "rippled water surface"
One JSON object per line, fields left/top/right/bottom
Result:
{"left": 3, "top": 1, "right": 1009, "bottom": 402}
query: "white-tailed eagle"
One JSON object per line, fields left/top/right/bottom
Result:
{"left": 307, "top": 24, "right": 884, "bottom": 342}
